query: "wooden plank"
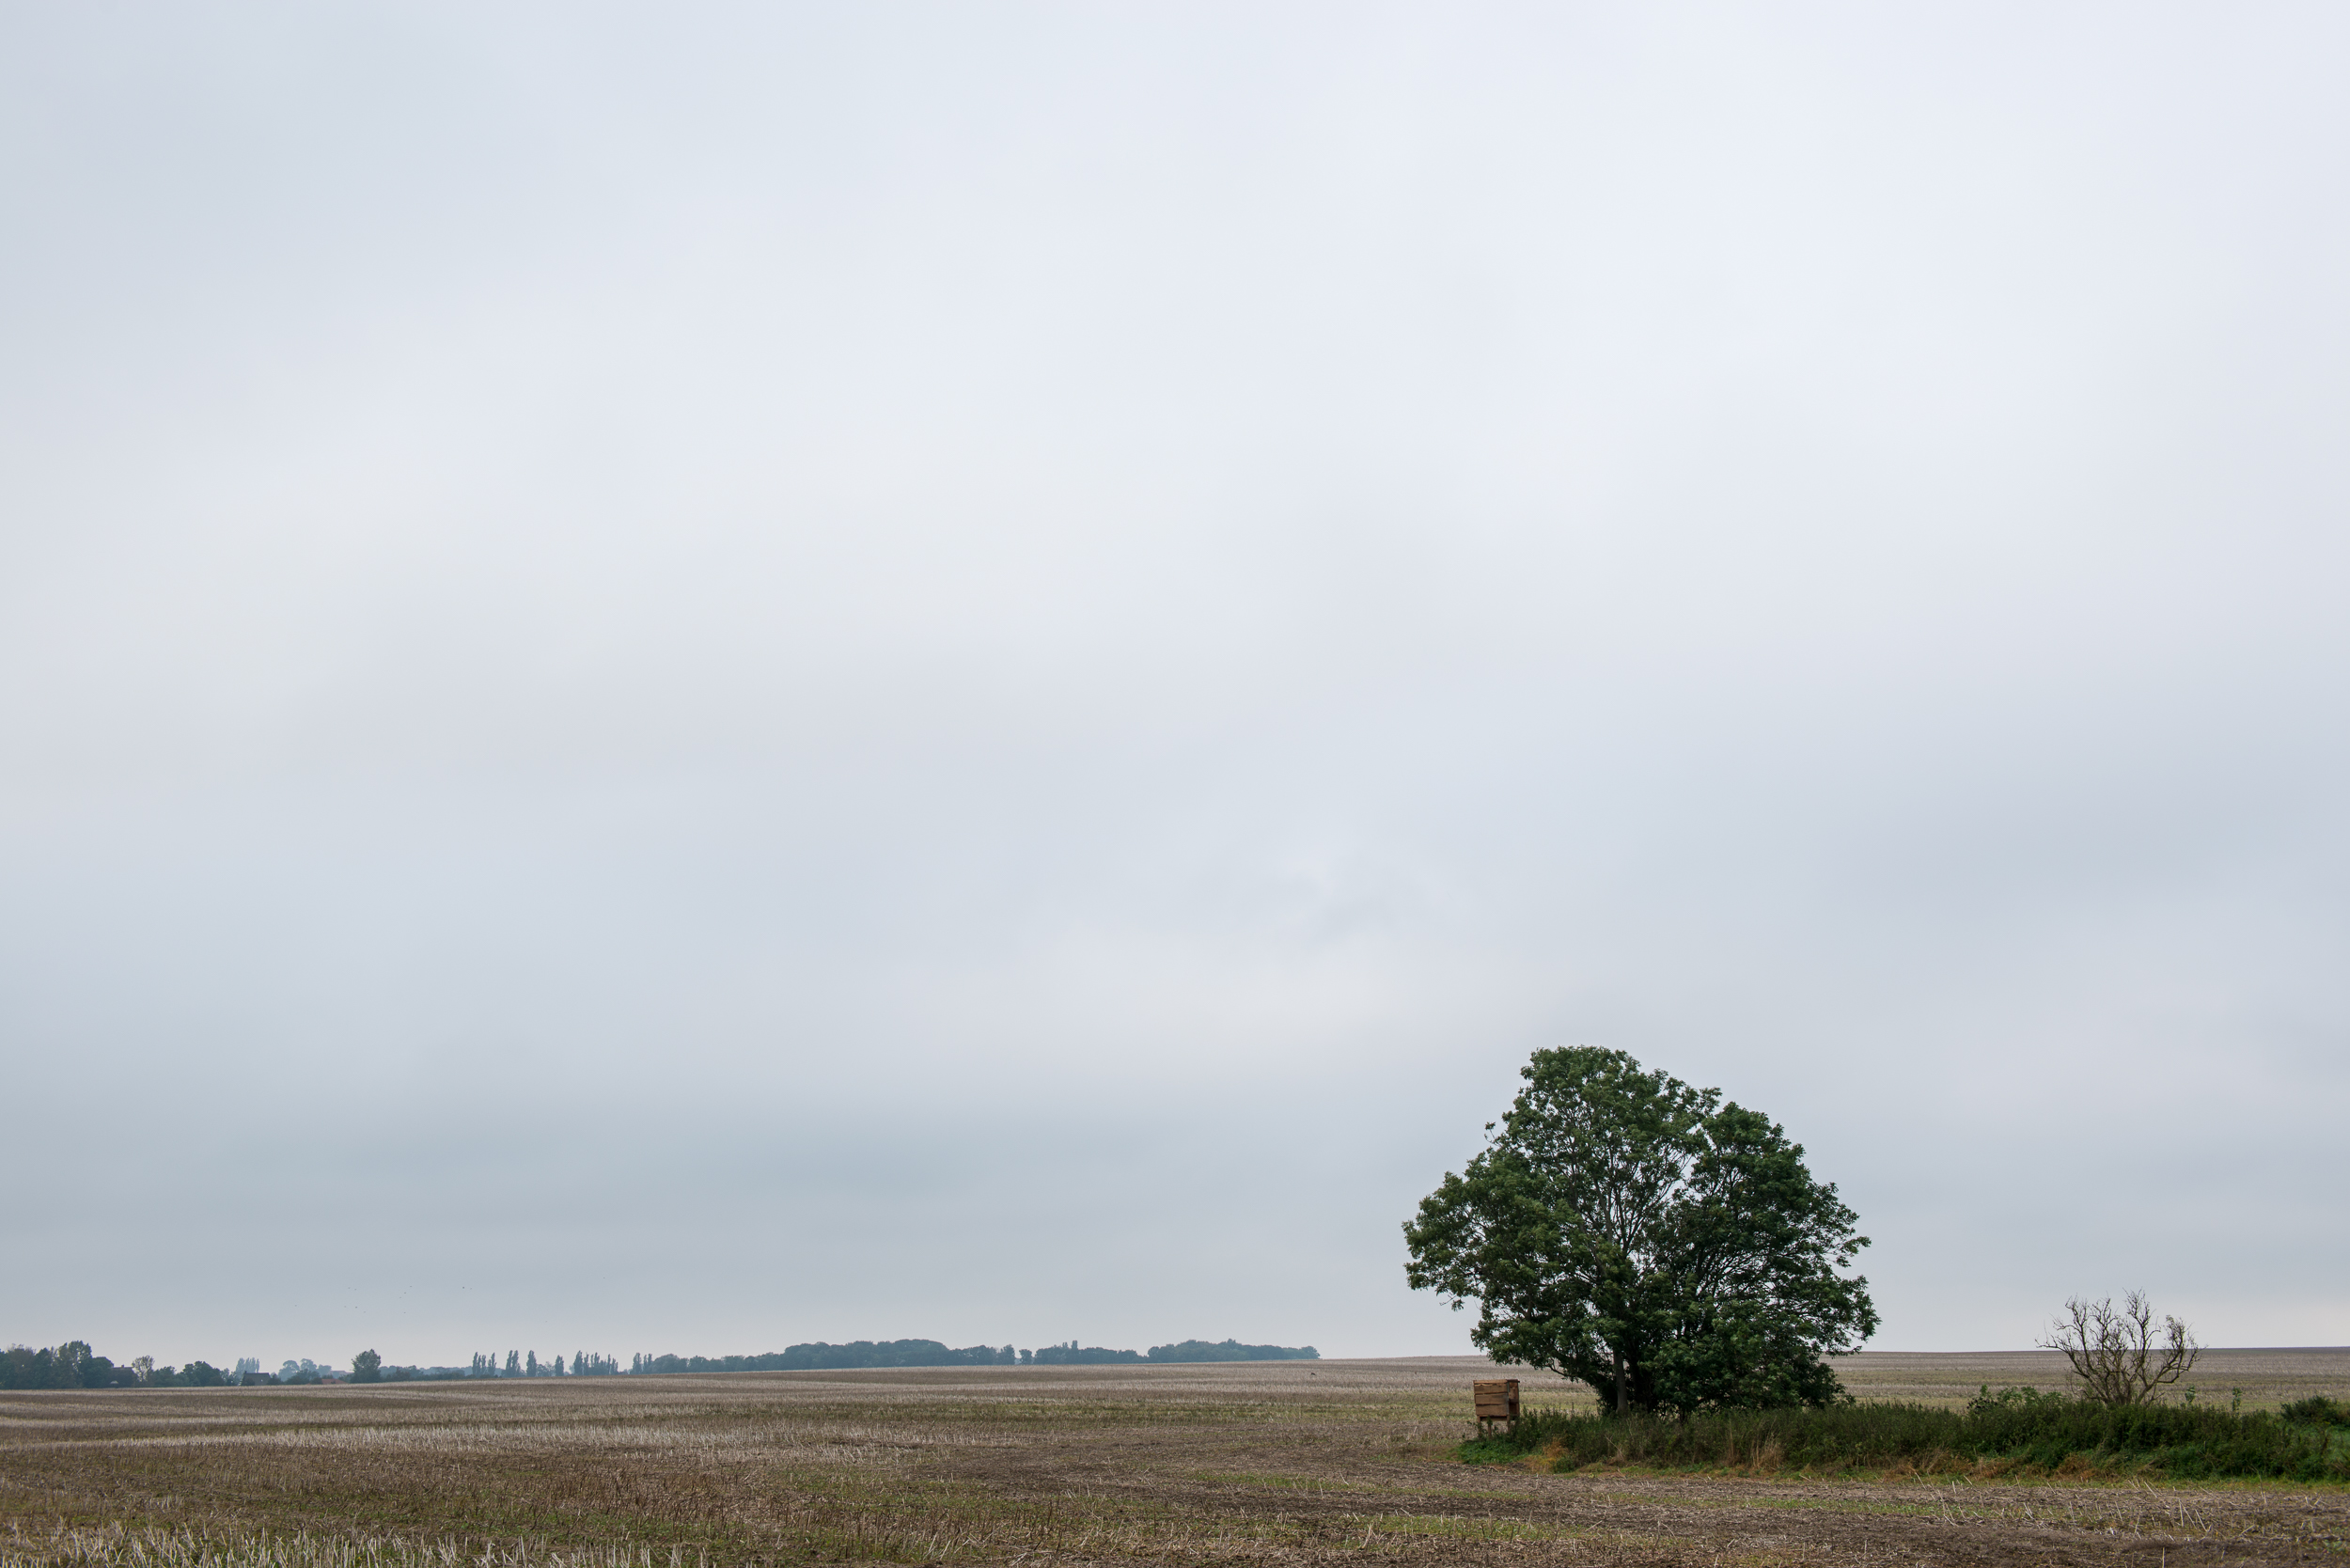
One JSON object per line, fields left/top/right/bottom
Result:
{"left": 1474, "top": 1375, "right": 1522, "bottom": 1421}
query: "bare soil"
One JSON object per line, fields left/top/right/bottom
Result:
{"left": 4, "top": 1354, "right": 2346, "bottom": 1567}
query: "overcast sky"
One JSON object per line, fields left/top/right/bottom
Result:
{"left": 4, "top": 2, "right": 2346, "bottom": 1371}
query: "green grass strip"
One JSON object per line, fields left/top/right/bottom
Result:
{"left": 1465, "top": 1394, "right": 2350, "bottom": 1482}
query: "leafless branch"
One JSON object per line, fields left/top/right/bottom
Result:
{"left": 2037, "top": 1291, "right": 2200, "bottom": 1405}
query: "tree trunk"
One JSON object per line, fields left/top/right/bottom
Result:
{"left": 1614, "top": 1348, "right": 1627, "bottom": 1415}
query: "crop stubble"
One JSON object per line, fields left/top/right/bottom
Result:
{"left": 3, "top": 1354, "right": 2346, "bottom": 1568}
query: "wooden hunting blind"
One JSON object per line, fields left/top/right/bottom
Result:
{"left": 1473, "top": 1377, "right": 1520, "bottom": 1431}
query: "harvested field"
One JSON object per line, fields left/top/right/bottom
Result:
{"left": 4, "top": 1355, "right": 2347, "bottom": 1568}
{"left": 1825, "top": 1349, "right": 2350, "bottom": 1414}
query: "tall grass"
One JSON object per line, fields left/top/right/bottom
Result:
{"left": 1467, "top": 1394, "right": 2350, "bottom": 1481}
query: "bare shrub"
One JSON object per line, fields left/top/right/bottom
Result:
{"left": 2038, "top": 1291, "right": 2200, "bottom": 1406}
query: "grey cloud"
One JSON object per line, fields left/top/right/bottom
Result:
{"left": 3, "top": 3, "right": 2345, "bottom": 1367}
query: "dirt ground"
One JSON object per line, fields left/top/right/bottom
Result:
{"left": 4, "top": 1354, "right": 2346, "bottom": 1567}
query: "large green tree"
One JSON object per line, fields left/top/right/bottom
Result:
{"left": 1403, "top": 1047, "right": 1876, "bottom": 1414}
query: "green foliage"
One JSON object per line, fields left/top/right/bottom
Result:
{"left": 1649, "top": 1299, "right": 1851, "bottom": 1412}
{"left": 0, "top": 1341, "right": 119, "bottom": 1389}
{"left": 1465, "top": 1392, "right": 2350, "bottom": 1481}
{"left": 1145, "top": 1340, "right": 1319, "bottom": 1362}
{"left": 351, "top": 1349, "right": 382, "bottom": 1383}
{"left": 2281, "top": 1396, "right": 2349, "bottom": 1426}
{"left": 1030, "top": 1341, "right": 1143, "bottom": 1365}
{"left": 1404, "top": 1046, "right": 1874, "bottom": 1414}
{"left": 631, "top": 1340, "right": 1021, "bottom": 1373}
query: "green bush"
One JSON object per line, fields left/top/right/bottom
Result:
{"left": 2281, "top": 1396, "right": 2348, "bottom": 1427}
{"left": 1465, "top": 1388, "right": 2349, "bottom": 1481}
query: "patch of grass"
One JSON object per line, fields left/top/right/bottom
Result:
{"left": 1466, "top": 1393, "right": 2350, "bottom": 1482}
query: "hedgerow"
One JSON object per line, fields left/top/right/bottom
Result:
{"left": 1462, "top": 1386, "right": 2350, "bottom": 1481}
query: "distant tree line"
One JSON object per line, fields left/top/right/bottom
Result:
{"left": 628, "top": 1340, "right": 1319, "bottom": 1372}
{"left": 1018, "top": 1341, "right": 1321, "bottom": 1365}
{"left": 1, "top": 1342, "right": 229, "bottom": 1388}
{"left": 631, "top": 1341, "right": 1017, "bottom": 1372}
{"left": 1031, "top": 1342, "right": 1139, "bottom": 1364}
{"left": 434, "top": 1351, "right": 625, "bottom": 1379}
{"left": 3, "top": 1336, "right": 1318, "bottom": 1389}
{"left": 1146, "top": 1340, "right": 1320, "bottom": 1362}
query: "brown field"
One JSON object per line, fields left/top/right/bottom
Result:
{"left": 4, "top": 1354, "right": 2347, "bottom": 1568}
{"left": 1824, "top": 1349, "right": 2350, "bottom": 1414}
